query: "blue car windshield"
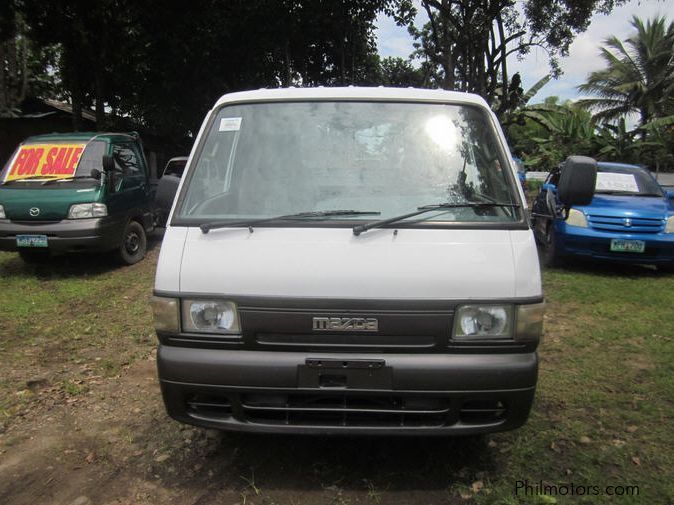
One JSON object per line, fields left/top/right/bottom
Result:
{"left": 595, "top": 166, "right": 663, "bottom": 197}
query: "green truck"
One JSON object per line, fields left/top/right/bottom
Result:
{"left": 0, "top": 132, "right": 156, "bottom": 264}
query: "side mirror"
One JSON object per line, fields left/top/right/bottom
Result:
{"left": 542, "top": 183, "right": 557, "bottom": 193}
{"left": 558, "top": 156, "right": 597, "bottom": 210}
{"left": 90, "top": 168, "right": 101, "bottom": 180}
{"left": 665, "top": 189, "right": 674, "bottom": 199}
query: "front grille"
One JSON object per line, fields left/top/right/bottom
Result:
{"left": 241, "top": 393, "right": 450, "bottom": 427}
{"left": 186, "top": 393, "right": 233, "bottom": 419}
{"left": 459, "top": 400, "right": 506, "bottom": 424}
{"left": 587, "top": 214, "right": 663, "bottom": 233}
{"left": 182, "top": 392, "right": 509, "bottom": 428}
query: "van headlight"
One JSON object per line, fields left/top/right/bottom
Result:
{"left": 666, "top": 216, "right": 674, "bottom": 233}
{"left": 452, "top": 303, "right": 545, "bottom": 342}
{"left": 151, "top": 296, "right": 180, "bottom": 333}
{"left": 515, "top": 302, "right": 545, "bottom": 342}
{"left": 453, "top": 305, "right": 513, "bottom": 340}
{"left": 566, "top": 208, "right": 588, "bottom": 228}
{"left": 0, "top": 204, "right": 5, "bottom": 219}
{"left": 182, "top": 299, "right": 240, "bottom": 334}
{"left": 68, "top": 203, "right": 107, "bottom": 219}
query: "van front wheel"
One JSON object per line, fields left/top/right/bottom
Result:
{"left": 117, "top": 221, "right": 147, "bottom": 265}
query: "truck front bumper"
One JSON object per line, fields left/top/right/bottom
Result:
{"left": 157, "top": 345, "right": 538, "bottom": 435}
{"left": 0, "top": 216, "right": 126, "bottom": 253}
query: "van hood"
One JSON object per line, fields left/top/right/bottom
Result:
{"left": 163, "top": 227, "right": 541, "bottom": 300}
{"left": 0, "top": 185, "right": 102, "bottom": 221}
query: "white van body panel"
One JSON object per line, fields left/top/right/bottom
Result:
{"left": 155, "top": 226, "right": 188, "bottom": 292}
{"left": 156, "top": 226, "right": 542, "bottom": 300}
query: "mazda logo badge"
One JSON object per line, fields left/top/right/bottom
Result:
{"left": 29, "top": 207, "right": 40, "bottom": 217}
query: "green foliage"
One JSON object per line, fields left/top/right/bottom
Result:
{"left": 407, "top": 0, "right": 626, "bottom": 116}
{"left": 379, "top": 56, "right": 425, "bottom": 87}
{"left": 15, "top": 0, "right": 414, "bottom": 139}
{"left": 578, "top": 16, "right": 674, "bottom": 125}
{"left": 510, "top": 15, "right": 674, "bottom": 172}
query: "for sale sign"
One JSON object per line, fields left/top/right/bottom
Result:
{"left": 4, "top": 143, "right": 86, "bottom": 182}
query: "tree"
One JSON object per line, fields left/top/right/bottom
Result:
{"left": 14, "top": 0, "right": 413, "bottom": 139}
{"left": 0, "top": 1, "right": 55, "bottom": 117}
{"left": 408, "top": 0, "right": 627, "bottom": 117}
{"left": 578, "top": 16, "right": 674, "bottom": 126}
{"left": 379, "top": 56, "right": 425, "bottom": 87}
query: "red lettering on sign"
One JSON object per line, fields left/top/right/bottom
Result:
{"left": 27, "top": 148, "right": 44, "bottom": 175}
{"left": 43, "top": 147, "right": 59, "bottom": 175}
{"left": 10, "top": 149, "right": 30, "bottom": 175}
{"left": 52, "top": 148, "right": 67, "bottom": 173}
{"left": 66, "top": 147, "right": 83, "bottom": 173}
{"left": 58, "top": 148, "right": 73, "bottom": 174}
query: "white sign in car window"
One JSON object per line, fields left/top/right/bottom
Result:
{"left": 595, "top": 172, "right": 639, "bottom": 192}
{"left": 219, "top": 117, "right": 242, "bottom": 132}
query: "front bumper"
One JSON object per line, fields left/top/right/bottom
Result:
{"left": 557, "top": 224, "right": 674, "bottom": 264}
{"left": 0, "top": 216, "right": 126, "bottom": 253}
{"left": 158, "top": 345, "right": 538, "bottom": 435}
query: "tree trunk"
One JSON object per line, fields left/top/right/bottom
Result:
{"left": 95, "top": 73, "right": 105, "bottom": 129}
{"left": 70, "top": 59, "right": 83, "bottom": 131}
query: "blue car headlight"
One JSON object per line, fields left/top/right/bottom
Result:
{"left": 566, "top": 208, "right": 588, "bottom": 228}
{"left": 666, "top": 216, "right": 674, "bottom": 233}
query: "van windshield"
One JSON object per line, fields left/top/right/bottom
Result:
{"left": 176, "top": 101, "right": 519, "bottom": 225}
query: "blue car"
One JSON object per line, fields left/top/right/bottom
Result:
{"left": 532, "top": 161, "right": 674, "bottom": 271}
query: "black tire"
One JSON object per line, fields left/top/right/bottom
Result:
{"left": 116, "top": 220, "right": 147, "bottom": 265}
{"left": 657, "top": 263, "right": 674, "bottom": 275}
{"left": 18, "top": 250, "right": 51, "bottom": 264}
{"left": 542, "top": 224, "right": 564, "bottom": 268}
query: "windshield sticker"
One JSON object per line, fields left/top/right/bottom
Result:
{"left": 595, "top": 172, "right": 639, "bottom": 193}
{"left": 4, "top": 143, "right": 86, "bottom": 182}
{"left": 219, "top": 117, "right": 242, "bottom": 132}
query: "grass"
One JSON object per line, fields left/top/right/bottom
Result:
{"left": 0, "top": 250, "right": 156, "bottom": 419}
{"left": 473, "top": 264, "right": 674, "bottom": 504}
{"left": 0, "top": 249, "right": 672, "bottom": 504}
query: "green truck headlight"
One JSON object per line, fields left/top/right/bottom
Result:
{"left": 68, "top": 203, "right": 107, "bottom": 219}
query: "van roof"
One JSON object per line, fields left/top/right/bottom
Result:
{"left": 214, "top": 86, "right": 490, "bottom": 108}
{"left": 22, "top": 132, "right": 137, "bottom": 144}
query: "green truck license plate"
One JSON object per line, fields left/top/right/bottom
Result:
{"left": 610, "top": 239, "right": 645, "bottom": 253}
{"left": 16, "top": 235, "right": 48, "bottom": 248}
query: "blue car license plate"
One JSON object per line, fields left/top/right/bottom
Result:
{"left": 16, "top": 235, "right": 48, "bottom": 248}
{"left": 610, "top": 239, "right": 645, "bottom": 253}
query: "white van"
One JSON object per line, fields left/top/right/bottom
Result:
{"left": 151, "top": 87, "right": 594, "bottom": 435}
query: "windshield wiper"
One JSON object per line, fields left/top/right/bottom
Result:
{"left": 1, "top": 175, "right": 58, "bottom": 185}
{"left": 200, "top": 210, "right": 381, "bottom": 234}
{"left": 352, "top": 201, "right": 519, "bottom": 236}
{"left": 41, "top": 175, "right": 97, "bottom": 185}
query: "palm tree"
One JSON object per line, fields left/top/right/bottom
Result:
{"left": 578, "top": 16, "right": 674, "bottom": 126}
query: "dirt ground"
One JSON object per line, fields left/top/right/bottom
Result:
{"left": 0, "top": 238, "right": 487, "bottom": 505}
{"left": 0, "top": 352, "right": 491, "bottom": 505}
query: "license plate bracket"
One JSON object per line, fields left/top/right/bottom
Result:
{"left": 16, "top": 235, "right": 48, "bottom": 248}
{"left": 610, "top": 239, "right": 645, "bottom": 253}
{"left": 298, "top": 358, "right": 392, "bottom": 389}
